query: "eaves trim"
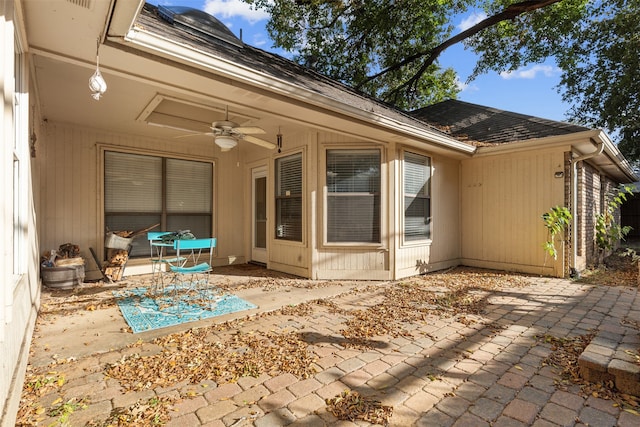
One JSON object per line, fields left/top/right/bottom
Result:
{"left": 117, "top": 27, "right": 475, "bottom": 155}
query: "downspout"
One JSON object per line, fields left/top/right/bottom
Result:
{"left": 570, "top": 139, "right": 604, "bottom": 278}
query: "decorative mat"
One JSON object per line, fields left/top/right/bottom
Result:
{"left": 114, "top": 285, "right": 257, "bottom": 333}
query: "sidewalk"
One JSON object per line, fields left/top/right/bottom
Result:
{"left": 18, "top": 266, "right": 640, "bottom": 426}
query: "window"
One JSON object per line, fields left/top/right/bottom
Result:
{"left": 326, "top": 149, "right": 380, "bottom": 243}
{"left": 403, "top": 151, "right": 431, "bottom": 242}
{"left": 275, "top": 153, "right": 302, "bottom": 241}
{"left": 104, "top": 151, "right": 213, "bottom": 256}
{"left": 13, "top": 46, "right": 27, "bottom": 278}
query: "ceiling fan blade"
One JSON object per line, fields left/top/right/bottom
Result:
{"left": 241, "top": 134, "right": 276, "bottom": 149}
{"left": 233, "top": 126, "right": 266, "bottom": 134}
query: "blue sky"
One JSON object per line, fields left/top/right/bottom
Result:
{"left": 148, "top": 0, "right": 570, "bottom": 122}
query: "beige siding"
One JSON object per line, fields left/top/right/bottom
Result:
{"left": 461, "top": 148, "right": 567, "bottom": 276}
{"left": 396, "top": 154, "right": 462, "bottom": 279}
{"left": 266, "top": 131, "right": 312, "bottom": 277}
{"left": 1, "top": 4, "right": 41, "bottom": 424}
{"left": 312, "top": 132, "right": 392, "bottom": 280}
{"left": 35, "top": 122, "right": 273, "bottom": 278}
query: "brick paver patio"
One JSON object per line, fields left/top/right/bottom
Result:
{"left": 17, "top": 267, "right": 640, "bottom": 426}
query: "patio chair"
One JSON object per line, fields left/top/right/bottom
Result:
{"left": 164, "top": 237, "right": 217, "bottom": 300}
{"left": 147, "top": 231, "right": 186, "bottom": 292}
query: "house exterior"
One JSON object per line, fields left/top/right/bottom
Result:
{"left": 412, "top": 100, "right": 636, "bottom": 275}
{"left": 0, "top": 1, "right": 635, "bottom": 424}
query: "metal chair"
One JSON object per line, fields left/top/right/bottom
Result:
{"left": 165, "top": 237, "right": 217, "bottom": 299}
{"left": 147, "top": 231, "right": 186, "bottom": 292}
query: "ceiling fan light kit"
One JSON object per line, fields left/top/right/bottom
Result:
{"left": 168, "top": 105, "right": 276, "bottom": 151}
{"left": 209, "top": 106, "right": 275, "bottom": 151}
{"left": 215, "top": 134, "right": 237, "bottom": 151}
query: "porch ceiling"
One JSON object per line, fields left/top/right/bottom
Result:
{"left": 22, "top": 0, "right": 475, "bottom": 158}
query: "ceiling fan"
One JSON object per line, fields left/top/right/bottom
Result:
{"left": 179, "top": 106, "right": 276, "bottom": 152}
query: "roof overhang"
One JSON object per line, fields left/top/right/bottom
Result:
{"left": 474, "top": 129, "right": 637, "bottom": 183}
{"left": 105, "top": 3, "right": 475, "bottom": 157}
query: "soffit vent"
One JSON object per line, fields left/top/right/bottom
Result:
{"left": 66, "top": 0, "right": 92, "bottom": 9}
{"left": 157, "top": 5, "right": 243, "bottom": 48}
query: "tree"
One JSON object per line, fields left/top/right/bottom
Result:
{"left": 468, "top": 0, "right": 639, "bottom": 163}
{"left": 246, "top": 0, "right": 639, "bottom": 162}
{"left": 559, "top": 1, "right": 640, "bottom": 163}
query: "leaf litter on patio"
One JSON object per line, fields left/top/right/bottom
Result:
{"left": 541, "top": 333, "right": 640, "bottom": 414}
{"left": 326, "top": 390, "right": 393, "bottom": 425}
{"left": 18, "top": 267, "right": 532, "bottom": 425}
{"left": 19, "top": 266, "right": 638, "bottom": 425}
{"left": 577, "top": 247, "right": 639, "bottom": 287}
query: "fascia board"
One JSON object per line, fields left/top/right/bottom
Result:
{"left": 120, "top": 27, "right": 475, "bottom": 155}
{"left": 594, "top": 130, "right": 638, "bottom": 182}
{"left": 474, "top": 129, "right": 637, "bottom": 182}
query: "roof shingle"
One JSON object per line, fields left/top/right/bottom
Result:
{"left": 411, "top": 99, "right": 589, "bottom": 145}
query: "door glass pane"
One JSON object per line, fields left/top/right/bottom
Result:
{"left": 255, "top": 176, "right": 267, "bottom": 248}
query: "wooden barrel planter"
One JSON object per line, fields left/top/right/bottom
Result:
{"left": 41, "top": 264, "right": 85, "bottom": 290}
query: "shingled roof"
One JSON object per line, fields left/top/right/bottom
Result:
{"left": 134, "top": 4, "right": 455, "bottom": 143}
{"left": 411, "top": 99, "right": 589, "bottom": 145}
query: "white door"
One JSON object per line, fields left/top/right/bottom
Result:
{"left": 251, "top": 167, "right": 268, "bottom": 264}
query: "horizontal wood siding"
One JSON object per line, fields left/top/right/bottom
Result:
{"left": 396, "top": 154, "right": 461, "bottom": 279}
{"left": 313, "top": 132, "right": 391, "bottom": 280}
{"left": 461, "top": 148, "right": 566, "bottom": 276}
{"left": 268, "top": 132, "right": 311, "bottom": 277}
{"left": 315, "top": 249, "right": 389, "bottom": 280}
{"left": 36, "top": 122, "right": 260, "bottom": 278}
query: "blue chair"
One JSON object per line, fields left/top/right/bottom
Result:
{"left": 166, "top": 237, "right": 217, "bottom": 297}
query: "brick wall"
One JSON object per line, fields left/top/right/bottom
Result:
{"left": 577, "top": 161, "right": 620, "bottom": 267}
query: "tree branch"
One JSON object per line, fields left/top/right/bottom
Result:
{"left": 358, "top": 0, "right": 563, "bottom": 95}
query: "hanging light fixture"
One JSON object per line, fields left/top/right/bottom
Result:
{"left": 215, "top": 134, "right": 237, "bottom": 152}
{"left": 277, "top": 127, "right": 283, "bottom": 153}
{"left": 88, "top": 38, "right": 107, "bottom": 100}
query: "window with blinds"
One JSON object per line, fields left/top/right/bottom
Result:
{"left": 275, "top": 153, "right": 303, "bottom": 241}
{"left": 104, "top": 151, "right": 213, "bottom": 256}
{"left": 13, "top": 48, "right": 27, "bottom": 278}
{"left": 403, "top": 151, "right": 431, "bottom": 242}
{"left": 326, "top": 149, "right": 380, "bottom": 243}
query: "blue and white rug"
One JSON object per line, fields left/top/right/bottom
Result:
{"left": 114, "top": 286, "right": 257, "bottom": 333}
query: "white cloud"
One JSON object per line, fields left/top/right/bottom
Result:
{"left": 455, "top": 77, "right": 479, "bottom": 93}
{"left": 500, "top": 65, "right": 561, "bottom": 80}
{"left": 458, "top": 12, "right": 487, "bottom": 31}
{"left": 203, "top": 0, "right": 270, "bottom": 24}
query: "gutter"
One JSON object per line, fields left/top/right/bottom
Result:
{"left": 570, "top": 138, "right": 604, "bottom": 278}
{"left": 117, "top": 27, "right": 476, "bottom": 155}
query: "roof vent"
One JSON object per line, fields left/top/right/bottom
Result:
{"left": 157, "top": 5, "right": 243, "bottom": 48}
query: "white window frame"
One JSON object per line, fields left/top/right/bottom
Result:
{"left": 275, "top": 151, "right": 304, "bottom": 243}
{"left": 102, "top": 148, "right": 215, "bottom": 257}
{"left": 13, "top": 40, "right": 28, "bottom": 283}
{"left": 401, "top": 150, "right": 432, "bottom": 245}
{"left": 324, "top": 148, "right": 382, "bottom": 245}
